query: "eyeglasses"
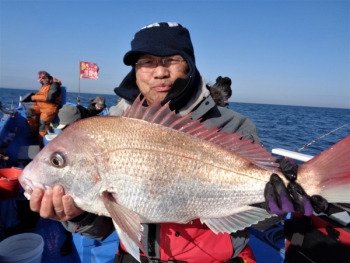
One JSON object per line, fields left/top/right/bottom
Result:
{"left": 135, "top": 57, "right": 186, "bottom": 72}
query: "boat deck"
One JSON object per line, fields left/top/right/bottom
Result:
{"left": 1, "top": 198, "right": 285, "bottom": 263}
{"left": 0, "top": 101, "right": 285, "bottom": 262}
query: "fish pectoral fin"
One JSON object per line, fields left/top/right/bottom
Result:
{"left": 101, "top": 191, "right": 146, "bottom": 263}
{"left": 201, "top": 206, "right": 272, "bottom": 234}
{"left": 113, "top": 222, "right": 143, "bottom": 263}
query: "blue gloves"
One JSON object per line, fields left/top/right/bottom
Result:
{"left": 264, "top": 158, "right": 328, "bottom": 216}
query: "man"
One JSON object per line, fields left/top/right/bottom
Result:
{"left": 56, "top": 105, "right": 82, "bottom": 130}
{"left": 56, "top": 97, "right": 105, "bottom": 130}
{"left": 25, "top": 71, "right": 62, "bottom": 147}
{"left": 88, "top": 96, "right": 107, "bottom": 116}
{"left": 29, "top": 22, "right": 327, "bottom": 263}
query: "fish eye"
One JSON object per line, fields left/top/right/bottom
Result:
{"left": 50, "top": 152, "right": 65, "bottom": 168}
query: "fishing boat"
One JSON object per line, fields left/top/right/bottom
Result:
{"left": 0, "top": 88, "right": 119, "bottom": 263}
{"left": 0, "top": 89, "right": 349, "bottom": 263}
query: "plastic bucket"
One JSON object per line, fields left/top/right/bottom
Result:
{"left": 0, "top": 233, "right": 44, "bottom": 263}
{"left": 0, "top": 167, "right": 22, "bottom": 200}
{"left": 53, "top": 128, "right": 62, "bottom": 134}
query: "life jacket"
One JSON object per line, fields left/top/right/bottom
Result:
{"left": 119, "top": 219, "right": 254, "bottom": 263}
{"left": 31, "top": 79, "right": 62, "bottom": 111}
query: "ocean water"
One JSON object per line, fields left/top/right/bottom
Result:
{"left": 1, "top": 87, "right": 349, "bottom": 157}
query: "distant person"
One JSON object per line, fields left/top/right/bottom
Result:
{"left": 56, "top": 102, "right": 102, "bottom": 132}
{"left": 25, "top": 71, "right": 62, "bottom": 148}
{"left": 209, "top": 76, "right": 232, "bottom": 108}
{"left": 87, "top": 96, "right": 107, "bottom": 116}
{"left": 56, "top": 105, "right": 82, "bottom": 130}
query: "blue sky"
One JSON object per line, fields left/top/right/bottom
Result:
{"left": 1, "top": 0, "right": 349, "bottom": 108}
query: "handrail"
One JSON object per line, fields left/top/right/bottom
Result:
{"left": 272, "top": 148, "right": 314, "bottom": 162}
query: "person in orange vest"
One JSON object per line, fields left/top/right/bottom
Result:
{"left": 26, "top": 71, "right": 62, "bottom": 148}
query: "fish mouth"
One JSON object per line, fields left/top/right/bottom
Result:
{"left": 18, "top": 175, "right": 50, "bottom": 199}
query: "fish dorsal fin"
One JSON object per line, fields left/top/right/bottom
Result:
{"left": 122, "top": 95, "right": 278, "bottom": 172}
{"left": 102, "top": 191, "right": 147, "bottom": 263}
{"left": 201, "top": 206, "right": 272, "bottom": 234}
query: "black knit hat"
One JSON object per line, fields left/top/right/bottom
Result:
{"left": 123, "top": 22, "right": 195, "bottom": 67}
{"left": 115, "top": 22, "right": 201, "bottom": 111}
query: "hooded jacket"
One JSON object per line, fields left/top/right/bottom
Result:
{"left": 110, "top": 76, "right": 261, "bottom": 144}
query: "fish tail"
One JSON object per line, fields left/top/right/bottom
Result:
{"left": 298, "top": 135, "right": 350, "bottom": 203}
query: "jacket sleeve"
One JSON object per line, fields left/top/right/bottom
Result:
{"left": 201, "top": 106, "right": 262, "bottom": 145}
{"left": 47, "top": 82, "right": 61, "bottom": 102}
{"left": 223, "top": 116, "right": 262, "bottom": 145}
{"left": 62, "top": 214, "right": 115, "bottom": 241}
{"left": 31, "top": 94, "right": 45, "bottom": 102}
{"left": 31, "top": 92, "right": 46, "bottom": 102}
{"left": 77, "top": 105, "right": 93, "bottom": 118}
{"left": 109, "top": 98, "right": 132, "bottom": 116}
{"left": 31, "top": 83, "right": 61, "bottom": 102}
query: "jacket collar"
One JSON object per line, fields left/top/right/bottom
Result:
{"left": 111, "top": 76, "right": 212, "bottom": 118}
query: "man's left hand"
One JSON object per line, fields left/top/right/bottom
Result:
{"left": 264, "top": 173, "right": 328, "bottom": 216}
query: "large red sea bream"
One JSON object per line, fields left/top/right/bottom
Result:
{"left": 19, "top": 97, "right": 350, "bottom": 262}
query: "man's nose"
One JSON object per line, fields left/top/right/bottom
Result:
{"left": 153, "top": 64, "right": 170, "bottom": 77}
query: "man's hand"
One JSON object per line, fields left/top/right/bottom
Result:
{"left": 29, "top": 185, "right": 85, "bottom": 222}
{"left": 264, "top": 173, "right": 328, "bottom": 216}
{"left": 276, "top": 157, "right": 298, "bottom": 181}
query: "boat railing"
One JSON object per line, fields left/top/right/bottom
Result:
{"left": 271, "top": 148, "right": 313, "bottom": 162}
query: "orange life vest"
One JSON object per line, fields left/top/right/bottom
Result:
{"left": 31, "top": 80, "right": 62, "bottom": 111}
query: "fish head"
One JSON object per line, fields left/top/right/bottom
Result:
{"left": 19, "top": 119, "right": 106, "bottom": 208}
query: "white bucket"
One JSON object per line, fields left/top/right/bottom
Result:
{"left": 0, "top": 233, "right": 44, "bottom": 263}
{"left": 44, "top": 134, "right": 57, "bottom": 141}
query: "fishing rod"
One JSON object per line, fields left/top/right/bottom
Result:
{"left": 0, "top": 101, "right": 15, "bottom": 115}
{"left": 66, "top": 94, "right": 93, "bottom": 105}
{"left": 296, "top": 122, "right": 350, "bottom": 152}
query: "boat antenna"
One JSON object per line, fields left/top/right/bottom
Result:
{"left": 10, "top": 97, "right": 16, "bottom": 110}
{"left": 296, "top": 122, "right": 350, "bottom": 152}
{"left": 78, "top": 60, "right": 81, "bottom": 105}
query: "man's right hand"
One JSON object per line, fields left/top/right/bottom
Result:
{"left": 29, "top": 185, "right": 85, "bottom": 222}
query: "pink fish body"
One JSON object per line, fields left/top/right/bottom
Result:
{"left": 19, "top": 97, "right": 350, "bottom": 262}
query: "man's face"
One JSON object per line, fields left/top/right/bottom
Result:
{"left": 135, "top": 54, "right": 188, "bottom": 105}
{"left": 40, "top": 76, "right": 49, "bottom": 85}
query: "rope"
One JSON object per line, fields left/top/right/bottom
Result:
{"left": 296, "top": 122, "right": 350, "bottom": 152}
